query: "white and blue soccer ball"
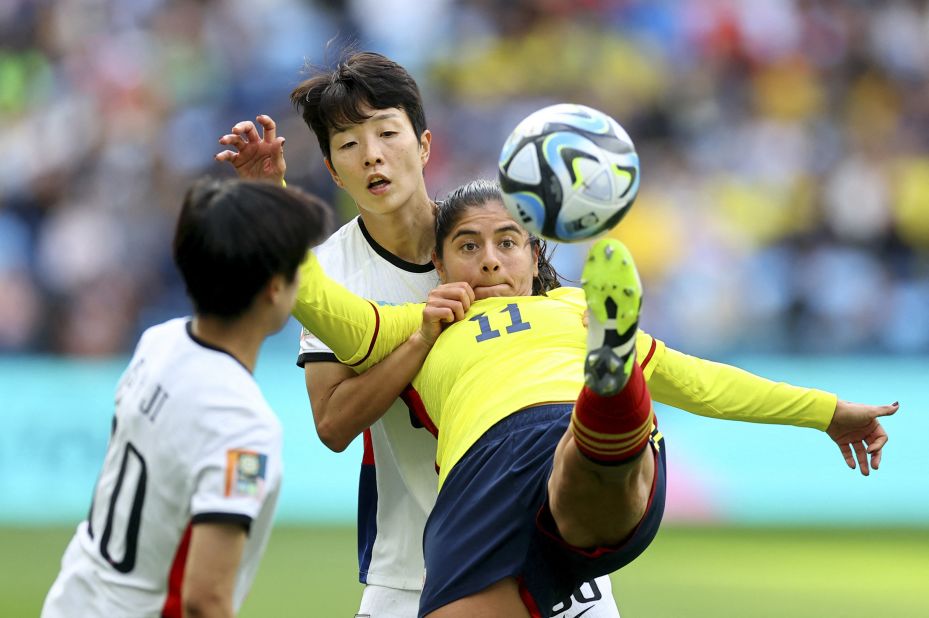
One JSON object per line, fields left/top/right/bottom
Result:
{"left": 498, "top": 103, "right": 640, "bottom": 243}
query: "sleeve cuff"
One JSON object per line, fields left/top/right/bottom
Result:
{"left": 296, "top": 352, "right": 340, "bottom": 368}
{"left": 191, "top": 512, "right": 253, "bottom": 534}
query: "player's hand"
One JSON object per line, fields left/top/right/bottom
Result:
{"left": 215, "top": 115, "right": 287, "bottom": 184}
{"left": 826, "top": 400, "right": 899, "bottom": 476}
{"left": 417, "top": 283, "right": 475, "bottom": 347}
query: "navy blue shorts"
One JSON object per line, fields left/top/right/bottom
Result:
{"left": 419, "top": 404, "right": 667, "bottom": 617}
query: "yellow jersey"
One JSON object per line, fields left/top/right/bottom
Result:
{"left": 293, "top": 252, "right": 837, "bottom": 488}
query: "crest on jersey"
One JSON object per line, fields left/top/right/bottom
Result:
{"left": 225, "top": 449, "right": 268, "bottom": 498}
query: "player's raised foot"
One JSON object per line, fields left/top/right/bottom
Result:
{"left": 581, "top": 238, "right": 642, "bottom": 397}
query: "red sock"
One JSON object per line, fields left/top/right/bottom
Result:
{"left": 571, "top": 362, "right": 654, "bottom": 465}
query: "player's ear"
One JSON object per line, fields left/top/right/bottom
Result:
{"left": 531, "top": 239, "right": 540, "bottom": 279}
{"left": 419, "top": 129, "right": 432, "bottom": 167}
{"left": 432, "top": 249, "right": 446, "bottom": 283}
{"left": 324, "top": 158, "right": 344, "bottom": 188}
{"left": 266, "top": 274, "right": 289, "bottom": 305}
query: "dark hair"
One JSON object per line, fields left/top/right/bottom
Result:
{"left": 291, "top": 51, "right": 427, "bottom": 161}
{"left": 173, "top": 178, "right": 333, "bottom": 319}
{"left": 435, "top": 179, "right": 560, "bottom": 295}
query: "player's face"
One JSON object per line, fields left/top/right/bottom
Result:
{"left": 435, "top": 200, "right": 539, "bottom": 300}
{"left": 325, "top": 105, "right": 432, "bottom": 216}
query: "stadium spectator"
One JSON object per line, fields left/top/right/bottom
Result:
{"left": 2, "top": 1, "right": 927, "bottom": 356}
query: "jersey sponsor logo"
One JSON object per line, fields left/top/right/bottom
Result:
{"left": 225, "top": 450, "right": 267, "bottom": 499}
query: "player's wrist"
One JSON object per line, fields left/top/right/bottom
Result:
{"left": 409, "top": 329, "right": 438, "bottom": 351}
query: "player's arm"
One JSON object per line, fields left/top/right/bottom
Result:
{"left": 642, "top": 335, "right": 837, "bottom": 429}
{"left": 181, "top": 521, "right": 247, "bottom": 618}
{"left": 292, "top": 250, "right": 413, "bottom": 366}
{"left": 642, "top": 333, "right": 898, "bottom": 474}
{"left": 305, "top": 283, "right": 474, "bottom": 452}
{"left": 215, "top": 114, "right": 287, "bottom": 184}
{"left": 292, "top": 251, "right": 432, "bottom": 370}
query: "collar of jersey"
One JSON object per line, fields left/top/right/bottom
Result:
{"left": 185, "top": 320, "right": 252, "bottom": 374}
{"left": 357, "top": 216, "right": 436, "bottom": 273}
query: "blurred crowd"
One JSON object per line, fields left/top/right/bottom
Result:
{"left": 2, "top": 0, "right": 928, "bottom": 356}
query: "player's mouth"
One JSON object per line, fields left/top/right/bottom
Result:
{"left": 473, "top": 282, "right": 513, "bottom": 300}
{"left": 367, "top": 174, "right": 391, "bottom": 195}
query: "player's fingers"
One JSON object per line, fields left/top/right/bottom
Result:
{"left": 219, "top": 134, "right": 248, "bottom": 152}
{"left": 851, "top": 441, "right": 870, "bottom": 476}
{"left": 866, "top": 432, "right": 888, "bottom": 454}
{"left": 257, "top": 114, "right": 277, "bottom": 142}
{"left": 215, "top": 150, "right": 239, "bottom": 163}
{"left": 429, "top": 297, "right": 466, "bottom": 321}
{"left": 449, "top": 283, "right": 473, "bottom": 311}
{"left": 233, "top": 121, "right": 261, "bottom": 145}
{"left": 837, "top": 442, "right": 855, "bottom": 469}
{"left": 424, "top": 305, "right": 455, "bottom": 325}
{"left": 460, "top": 282, "right": 475, "bottom": 304}
{"left": 433, "top": 283, "right": 472, "bottom": 306}
{"left": 874, "top": 401, "right": 900, "bottom": 418}
{"left": 870, "top": 445, "right": 883, "bottom": 470}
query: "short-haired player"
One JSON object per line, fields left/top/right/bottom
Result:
{"left": 42, "top": 179, "right": 331, "bottom": 618}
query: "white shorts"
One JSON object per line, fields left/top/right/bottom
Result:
{"left": 552, "top": 575, "right": 620, "bottom": 618}
{"left": 355, "top": 584, "right": 421, "bottom": 618}
{"left": 355, "top": 576, "right": 619, "bottom": 617}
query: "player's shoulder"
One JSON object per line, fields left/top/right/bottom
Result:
{"left": 180, "top": 372, "right": 280, "bottom": 446}
{"left": 143, "top": 318, "right": 264, "bottom": 400}
{"left": 132, "top": 317, "right": 192, "bottom": 359}
{"left": 313, "top": 216, "right": 363, "bottom": 262}
{"left": 543, "top": 286, "right": 586, "bottom": 309}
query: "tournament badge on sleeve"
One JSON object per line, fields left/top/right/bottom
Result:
{"left": 225, "top": 449, "right": 268, "bottom": 499}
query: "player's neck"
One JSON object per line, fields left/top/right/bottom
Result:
{"left": 358, "top": 196, "right": 436, "bottom": 265}
{"left": 190, "top": 315, "right": 264, "bottom": 373}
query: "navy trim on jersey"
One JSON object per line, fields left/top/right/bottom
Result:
{"left": 190, "top": 512, "right": 253, "bottom": 534}
{"left": 357, "top": 430, "right": 378, "bottom": 584}
{"left": 400, "top": 386, "right": 438, "bottom": 438}
{"left": 185, "top": 321, "right": 252, "bottom": 374}
{"left": 296, "top": 351, "right": 339, "bottom": 368}
{"left": 358, "top": 217, "right": 435, "bottom": 273}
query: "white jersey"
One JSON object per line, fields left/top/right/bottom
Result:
{"left": 297, "top": 216, "right": 440, "bottom": 590}
{"left": 43, "top": 318, "right": 282, "bottom": 618}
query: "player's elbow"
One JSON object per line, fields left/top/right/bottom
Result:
{"left": 314, "top": 415, "right": 354, "bottom": 452}
{"left": 182, "top": 589, "right": 233, "bottom": 618}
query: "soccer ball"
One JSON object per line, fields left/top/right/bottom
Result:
{"left": 498, "top": 103, "right": 640, "bottom": 243}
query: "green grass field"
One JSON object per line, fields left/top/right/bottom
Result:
{"left": 6, "top": 525, "right": 928, "bottom": 617}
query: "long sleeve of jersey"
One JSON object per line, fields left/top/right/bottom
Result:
{"left": 643, "top": 334, "right": 837, "bottom": 431}
{"left": 292, "top": 251, "right": 423, "bottom": 368}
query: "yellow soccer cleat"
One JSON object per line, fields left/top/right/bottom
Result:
{"left": 581, "top": 238, "right": 643, "bottom": 396}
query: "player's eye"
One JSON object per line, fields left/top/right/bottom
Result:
{"left": 338, "top": 141, "right": 357, "bottom": 150}
{"left": 381, "top": 130, "right": 397, "bottom": 138}
{"left": 500, "top": 238, "right": 517, "bottom": 249}
{"left": 461, "top": 241, "right": 478, "bottom": 252}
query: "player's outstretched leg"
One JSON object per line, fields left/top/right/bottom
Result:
{"left": 581, "top": 238, "right": 642, "bottom": 396}
{"left": 570, "top": 238, "right": 652, "bottom": 466}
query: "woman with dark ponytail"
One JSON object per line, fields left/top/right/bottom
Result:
{"left": 434, "top": 179, "right": 561, "bottom": 296}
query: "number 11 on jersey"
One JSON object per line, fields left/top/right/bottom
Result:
{"left": 469, "top": 303, "right": 531, "bottom": 343}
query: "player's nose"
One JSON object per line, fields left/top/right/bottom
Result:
{"left": 362, "top": 142, "right": 384, "bottom": 167}
{"left": 481, "top": 250, "right": 501, "bottom": 272}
